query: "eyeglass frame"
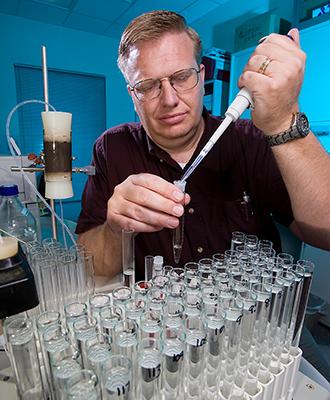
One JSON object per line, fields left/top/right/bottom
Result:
{"left": 128, "top": 66, "right": 203, "bottom": 102}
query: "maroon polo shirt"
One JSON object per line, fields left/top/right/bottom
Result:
{"left": 76, "top": 109, "right": 294, "bottom": 280}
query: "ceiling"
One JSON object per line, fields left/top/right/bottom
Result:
{"left": 0, "top": 0, "right": 232, "bottom": 39}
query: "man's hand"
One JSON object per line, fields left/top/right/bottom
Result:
{"left": 107, "top": 173, "right": 190, "bottom": 233}
{"left": 238, "top": 28, "right": 306, "bottom": 135}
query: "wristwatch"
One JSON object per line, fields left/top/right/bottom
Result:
{"left": 265, "top": 112, "right": 310, "bottom": 146}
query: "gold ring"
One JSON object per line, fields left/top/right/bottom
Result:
{"left": 258, "top": 57, "right": 272, "bottom": 75}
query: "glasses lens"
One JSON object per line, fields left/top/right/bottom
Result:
{"left": 171, "top": 68, "right": 199, "bottom": 92}
{"left": 134, "top": 79, "right": 160, "bottom": 101}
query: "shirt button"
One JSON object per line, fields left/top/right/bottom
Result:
{"left": 159, "top": 159, "right": 163, "bottom": 163}
{"left": 188, "top": 207, "right": 194, "bottom": 214}
{"left": 197, "top": 246, "right": 203, "bottom": 253}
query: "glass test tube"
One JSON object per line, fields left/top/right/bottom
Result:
{"left": 64, "top": 369, "right": 100, "bottom": 400}
{"left": 139, "top": 309, "right": 163, "bottom": 340}
{"left": 145, "top": 255, "right": 154, "bottom": 281}
{"left": 230, "top": 231, "right": 246, "bottom": 251}
{"left": 43, "top": 325, "right": 81, "bottom": 397}
{"left": 137, "top": 337, "right": 163, "bottom": 400}
{"left": 36, "top": 310, "right": 62, "bottom": 398}
{"left": 122, "top": 229, "right": 135, "bottom": 289}
{"left": 73, "top": 316, "right": 98, "bottom": 368}
{"left": 172, "top": 180, "right": 186, "bottom": 265}
{"left": 236, "top": 290, "right": 258, "bottom": 397}
{"left": 75, "top": 250, "right": 95, "bottom": 302}
{"left": 219, "top": 299, "right": 244, "bottom": 400}
{"left": 102, "top": 355, "right": 132, "bottom": 400}
{"left": 124, "top": 298, "right": 146, "bottom": 323}
{"left": 100, "top": 306, "right": 124, "bottom": 340}
{"left": 292, "top": 260, "right": 314, "bottom": 346}
{"left": 64, "top": 302, "right": 88, "bottom": 337}
{"left": 58, "top": 253, "right": 79, "bottom": 311}
{"left": 86, "top": 333, "right": 112, "bottom": 377}
{"left": 6, "top": 317, "right": 44, "bottom": 399}
{"left": 161, "top": 325, "right": 185, "bottom": 400}
{"left": 89, "top": 293, "right": 111, "bottom": 328}
{"left": 203, "top": 306, "right": 225, "bottom": 398}
{"left": 112, "top": 286, "right": 132, "bottom": 307}
{"left": 184, "top": 315, "right": 207, "bottom": 399}
{"left": 250, "top": 283, "right": 272, "bottom": 385}
{"left": 134, "top": 280, "right": 153, "bottom": 299}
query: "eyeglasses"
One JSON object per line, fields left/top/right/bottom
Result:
{"left": 129, "top": 67, "right": 201, "bottom": 102}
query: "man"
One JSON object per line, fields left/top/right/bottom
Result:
{"left": 76, "top": 10, "right": 330, "bottom": 280}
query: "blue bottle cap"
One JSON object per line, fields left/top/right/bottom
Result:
{"left": 0, "top": 184, "right": 19, "bottom": 196}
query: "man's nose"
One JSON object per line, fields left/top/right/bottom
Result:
{"left": 159, "top": 79, "right": 179, "bottom": 107}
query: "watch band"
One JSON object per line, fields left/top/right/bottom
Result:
{"left": 265, "top": 112, "right": 310, "bottom": 147}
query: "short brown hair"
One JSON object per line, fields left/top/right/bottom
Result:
{"left": 118, "top": 10, "right": 202, "bottom": 77}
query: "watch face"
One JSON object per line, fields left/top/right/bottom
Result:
{"left": 296, "top": 113, "right": 310, "bottom": 136}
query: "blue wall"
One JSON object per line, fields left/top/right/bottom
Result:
{"left": 0, "top": 12, "right": 135, "bottom": 155}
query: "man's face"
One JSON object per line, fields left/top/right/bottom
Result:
{"left": 125, "top": 31, "right": 205, "bottom": 152}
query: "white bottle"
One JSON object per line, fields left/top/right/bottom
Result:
{"left": 0, "top": 184, "right": 37, "bottom": 243}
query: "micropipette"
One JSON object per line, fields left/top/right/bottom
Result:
{"left": 172, "top": 88, "right": 253, "bottom": 265}
{"left": 181, "top": 87, "right": 253, "bottom": 182}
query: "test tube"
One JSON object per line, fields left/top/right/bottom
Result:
{"left": 137, "top": 337, "right": 163, "bottom": 399}
{"left": 219, "top": 299, "right": 244, "bottom": 400}
{"left": 58, "top": 253, "right": 79, "bottom": 310}
{"left": 139, "top": 309, "right": 163, "bottom": 340}
{"left": 144, "top": 255, "right": 154, "bottom": 281}
{"left": 99, "top": 306, "right": 124, "bottom": 341}
{"left": 73, "top": 316, "right": 98, "bottom": 368}
{"left": 230, "top": 231, "right": 246, "bottom": 251}
{"left": 161, "top": 325, "right": 185, "bottom": 400}
{"left": 134, "top": 280, "right": 153, "bottom": 299}
{"left": 86, "top": 333, "right": 112, "bottom": 377}
{"left": 172, "top": 180, "right": 186, "bottom": 265}
{"left": 122, "top": 229, "right": 135, "bottom": 289}
{"left": 75, "top": 250, "right": 95, "bottom": 302}
{"left": 184, "top": 315, "right": 207, "bottom": 399}
{"left": 6, "top": 317, "right": 44, "bottom": 400}
{"left": 112, "top": 286, "right": 132, "bottom": 307}
{"left": 163, "top": 301, "right": 185, "bottom": 328}
{"left": 102, "top": 355, "right": 132, "bottom": 399}
{"left": 43, "top": 325, "right": 81, "bottom": 398}
{"left": 236, "top": 289, "right": 258, "bottom": 397}
{"left": 64, "top": 369, "right": 100, "bottom": 400}
{"left": 124, "top": 298, "right": 146, "bottom": 324}
{"left": 146, "top": 287, "right": 167, "bottom": 311}
{"left": 292, "top": 259, "right": 314, "bottom": 346}
{"left": 203, "top": 306, "right": 225, "bottom": 398}
{"left": 250, "top": 283, "right": 272, "bottom": 385}
{"left": 89, "top": 293, "right": 111, "bottom": 328}
{"left": 64, "top": 301, "right": 88, "bottom": 338}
